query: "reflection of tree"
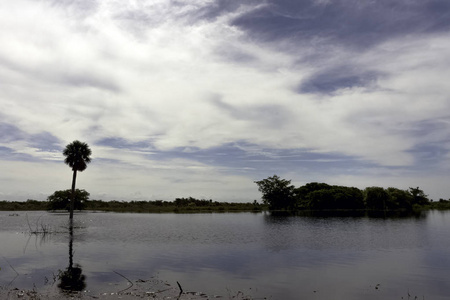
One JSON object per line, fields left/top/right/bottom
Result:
{"left": 58, "top": 220, "right": 86, "bottom": 292}
{"left": 58, "top": 265, "right": 86, "bottom": 291}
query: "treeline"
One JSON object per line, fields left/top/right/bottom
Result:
{"left": 84, "top": 197, "right": 261, "bottom": 213}
{"left": 0, "top": 191, "right": 263, "bottom": 213}
{"left": 2, "top": 180, "right": 450, "bottom": 213}
{"left": 0, "top": 199, "right": 48, "bottom": 211}
{"left": 255, "top": 175, "right": 448, "bottom": 212}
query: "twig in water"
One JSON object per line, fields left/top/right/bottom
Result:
{"left": 3, "top": 256, "right": 19, "bottom": 276}
{"left": 113, "top": 270, "right": 134, "bottom": 293}
{"left": 177, "top": 281, "right": 183, "bottom": 299}
{"left": 177, "top": 281, "right": 183, "bottom": 293}
{"left": 3, "top": 256, "right": 19, "bottom": 287}
{"left": 23, "top": 235, "right": 32, "bottom": 254}
{"left": 35, "top": 214, "right": 43, "bottom": 232}
{"left": 26, "top": 213, "right": 33, "bottom": 233}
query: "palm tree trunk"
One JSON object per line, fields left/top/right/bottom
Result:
{"left": 68, "top": 220, "right": 74, "bottom": 269}
{"left": 69, "top": 169, "right": 77, "bottom": 220}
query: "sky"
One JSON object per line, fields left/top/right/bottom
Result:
{"left": 1, "top": 0, "right": 450, "bottom": 202}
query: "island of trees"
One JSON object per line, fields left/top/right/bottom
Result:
{"left": 255, "top": 175, "right": 450, "bottom": 213}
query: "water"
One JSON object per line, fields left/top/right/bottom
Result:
{"left": 1, "top": 210, "right": 450, "bottom": 299}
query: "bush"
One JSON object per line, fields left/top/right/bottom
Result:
{"left": 47, "top": 189, "right": 89, "bottom": 211}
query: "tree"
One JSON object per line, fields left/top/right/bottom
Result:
{"left": 295, "top": 182, "right": 331, "bottom": 208}
{"left": 255, "top": 175, "right": 295, "bottom": 210}
{"left": 308, "top": 189, "right": 336, "bottom": 210}
{"left": 47, "top": 189, "right": 89, "bottom": 211}
{"left": 409, "top": 187, "right": 429, "bottom": 205}
{"left": 364, "top": 187, "right": 390, "bottom": 210}
{"left": 63, "top": 140, "right": 92, "bottom": 220}
{"left": 386, "top": 187, "right": 413, "bottom": 210}
{"left": 297, "top": 184, "right": 364, "bottom": 210}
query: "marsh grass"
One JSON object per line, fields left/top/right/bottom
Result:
{"left": 25, "top": 214, "right": 53, "bottom": 235}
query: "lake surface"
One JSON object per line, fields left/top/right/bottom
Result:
{"left": 1, "top": 210, "right": 450, "bottom": 299}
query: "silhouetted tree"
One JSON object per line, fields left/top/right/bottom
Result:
{"left": 295, "top": 182, "right": 332, "bottom": 208}
{"left": 307, "top": 186, "right": 364, "bottom": 210}
{"left": 255, "top": 175, "right": 296, "bottom": 210}
{"left": 386, "top": 187, "right": 413, "bottom": 210}
{"left": 63, "top": 140, "right": 92, "bottom": 220}
{"left": 409, "top": 187, "right": 429, "bottom": 205}
{"left": 294, "top": 183, "right": 364, "bottom": 210}
{"left": 364, "top": 187, "right": 390, "bottom": 210}
{"left": 47, "top": 189, "right": 89, "bottom": 211}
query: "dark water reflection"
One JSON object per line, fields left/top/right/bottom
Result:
{"left": 57, "top": 221, "right": 86, "bottom": 293}
{"left": 268, "top": 209, "right": 427, "bottom": 218}
{"left": 1, "top": 211, "right": 450, "bottom": 299}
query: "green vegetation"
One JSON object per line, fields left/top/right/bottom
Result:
{"left": 297, "top": 182, "right": 365, "bottom": 210}
{"left": 0, "top": 196, "right": 264, "bottom": 213}
{"left": 256, "top": 174, "right": 436, "bottom": 212}
{"left": 47, "top": 189, "right": 89, "bottom": 211}
{"left": 63, "top": 140, "right": 92, "bottom": 220}
{"left": 254, "top": 175, "right": 296, "bottom": 210}
{"left": 0, "top": 199, "right": 48, "bottom": 211}
{"left": 83, "top": 197, "right": 263, "bottom": 213}
{"left": 2, "top": 174, "right": 449, "bottom": 214}
{"left": 425, "top": 198, "right": 450, "bottom": 210}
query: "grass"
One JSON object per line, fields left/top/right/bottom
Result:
{"left": 25, "top": 213, "right": 53, "bottom": 235}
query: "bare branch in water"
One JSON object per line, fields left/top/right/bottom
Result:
{"left": 113, "top": 270, "right": 134, "bottom": 293}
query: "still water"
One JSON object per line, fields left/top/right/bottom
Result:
{"left": 1, "top": 210, "right": 450, "bottom": 299}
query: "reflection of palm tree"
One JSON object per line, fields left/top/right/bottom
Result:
{"left": 58, "top": 265, "right": 86, "bottom": 292}
{"left": 58, "top": 222, "right": 86, "bottom": 292}
{"left": 63, "top": 140, "right": 92, "bottom": 220}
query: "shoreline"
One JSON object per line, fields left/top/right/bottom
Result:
{"left": 1, "top": 277, "right": 253, "bottom": 299}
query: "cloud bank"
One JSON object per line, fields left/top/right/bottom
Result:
{"left": 1, "top": 0, "right": 450, "bottom": 201}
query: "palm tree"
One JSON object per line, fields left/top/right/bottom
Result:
{"left": 63, "top": 140, "right": 92, "bottom": 220}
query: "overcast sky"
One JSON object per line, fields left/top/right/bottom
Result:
{"left": 1, "top": 0, "right": 450, "bottom": 202}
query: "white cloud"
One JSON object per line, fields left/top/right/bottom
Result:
{"left": 1, "top": 0, "right": 450, "bottom": 201}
